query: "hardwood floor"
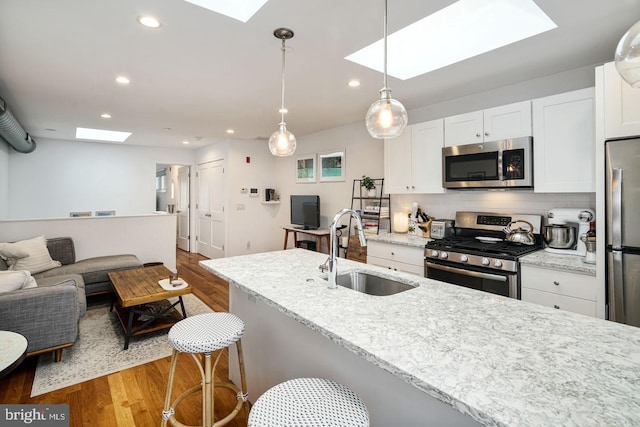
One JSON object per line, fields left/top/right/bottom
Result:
{"left": 0, "top": 249, "right": 249, "bottom": 427}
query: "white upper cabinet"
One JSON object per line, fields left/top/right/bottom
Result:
{"left": 532, "top": 87, "right": 595, "bottom": 193}
{"left": 603, "top": 61, "right": 640, "bottom": 139}
{"left": 384, "top": 119, "right": 445, "bottom": 194}
{"left": 444, "top": 101, "right": 532, "bottom": 146}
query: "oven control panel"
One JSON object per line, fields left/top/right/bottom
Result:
{"left": 424, "top": 249, "right": 517, "bottom": 273}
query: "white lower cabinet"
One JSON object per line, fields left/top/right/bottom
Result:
{"left": 520, "top": 265, "right": 596, "bottom": 317}
{"left": 366, "top": 241, "right": 424, "bottom": 276}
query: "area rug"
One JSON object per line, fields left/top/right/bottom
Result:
{"left": 31, "top": 294, "right": 213, "bottom": 397}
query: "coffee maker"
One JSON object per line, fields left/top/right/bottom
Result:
{"left": 543, "top": 208, "right": 595, "bottom": 256}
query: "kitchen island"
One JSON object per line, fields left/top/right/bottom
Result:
{"left": 200, "top": 249, "right": 640, "bottom": 426}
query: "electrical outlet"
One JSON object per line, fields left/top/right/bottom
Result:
{"left": 236, "top": 203, "right": 245, "bottom": 210}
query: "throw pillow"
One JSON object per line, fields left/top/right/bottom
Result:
{"left": 0, "top": 270, "right": 37, "bottom": 293}
{"left": 0, "top": 235, "right": 61, "bottom": 274}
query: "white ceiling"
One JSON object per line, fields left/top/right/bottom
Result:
{"left": 0, "top": 0, "right": 639, "bottom": 150}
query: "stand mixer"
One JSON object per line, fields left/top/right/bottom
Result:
{"left": 544, "top": 208, "right": 595, "bottom": 256}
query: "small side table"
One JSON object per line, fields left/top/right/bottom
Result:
{"left": 0, "top": 331, "right": 28, "bottom": 379}
{"left": 282, "top": 225, "right": 331, "bottom": 253}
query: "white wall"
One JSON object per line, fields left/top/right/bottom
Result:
{"left": 409, "top": 63, "right": 597, "bottom": 124}
{"left": 7, "top": 138, "right": 195, "bottom": 219}
{"left": 0, "top": 214, "right": 177, "bottom": 271}
{"left": 271, "top": 121, "right": 385, "bottom": 251}
{"left": 0, "top": 142, "right": 8, "bottom": 219}
{"left": 196, "top": 139, "right": 283, "bottom": 256}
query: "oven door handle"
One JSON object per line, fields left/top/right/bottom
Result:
{"left": 426, "top": 262, "right": 508, "bottom": 282}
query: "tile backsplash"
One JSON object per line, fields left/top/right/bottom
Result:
{"left": 392, "top": 191, "right": 595, "bottom": 222}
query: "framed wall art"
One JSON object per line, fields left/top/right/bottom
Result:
{"left": 319, "top": 149, "right": 345, "bottom": 182}
{"left": 296, "top": 154, "right": 316, "bottom": 183}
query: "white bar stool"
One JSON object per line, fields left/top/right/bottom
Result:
{"left": 161, "top": 312, "right": 249, "bottom": 427}
{"left": 248, "top": 378, "right": 369, "bottom": 426}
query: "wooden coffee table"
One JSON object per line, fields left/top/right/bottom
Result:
{"left": 108, "top": 265, "right": 192, "bottom": 350}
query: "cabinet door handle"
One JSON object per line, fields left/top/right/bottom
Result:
{"left": 476, "top": 133, "right": 481, "bottom": 138}
{"left": 411, "top": 185, "right": 415, "bottom": 189}
{"left": 484, "top": 131, "right": 489, "bottom": 136}
{"left": 553, "top": 281, "right": 560, "bottom": 286}
{"left": 390, "top": 252, "right": 395, "bottom": 256}
{"left": 405, "top": 185, "right": 410, "bottom": 189}
{"left": 554, "top": 305, "right": 560, "bottom": 309}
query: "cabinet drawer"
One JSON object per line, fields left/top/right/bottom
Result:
{"left": 521, "top": 265, "right": 596, "bottom": 300}
{"left": 367, "top": 256, "right": 424, "bottom": 276}
{"left": 521, "top": 288, "right": 597, "bottom": 317}
{"left": 366, "top": 241, "right": 424, "bottom": 266}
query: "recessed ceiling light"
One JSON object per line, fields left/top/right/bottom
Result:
{"left": 115, "top": 76, "right": 130, "bottom": 84}
{"left": 183, "top": 0, "right": 269, "bottom": 23}
{"left": 346, "top": 0, "right": 557, "bottom": 80}
{"left": 100, "top": 113, "right": 112, "bottom": 119}
{"left": 182, "top": 140, "right": 190, "bottom": 145}
{"left": 278, "top": 108, "right": 288, "bottom": 114}
{"left": 137, "top": 16, "right": 161, "bottom": 28}
{"left": 348, "top": 80, "right": 361, "bottom": 88}
{"left": 226, "top": 129, "right": 235, "bottom": 134}
{"left": 76, "top": 127, "right": 132, "bottom": 142}
{"left": 45, "top": 128, "right": 56, "bottom": 132}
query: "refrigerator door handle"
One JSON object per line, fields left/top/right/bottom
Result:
{"left": 609, "top": 250, "right": 626, "bottom": 323}
{"left": 612, "top": 168, "right": 623, "bottom": 250}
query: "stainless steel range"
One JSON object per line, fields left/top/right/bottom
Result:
{"left": 425, "top": 212, "right": 543, "bottom": 299}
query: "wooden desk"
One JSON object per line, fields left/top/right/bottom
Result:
{"left": 282, "top": 225, "right": 330, "bottom": 253}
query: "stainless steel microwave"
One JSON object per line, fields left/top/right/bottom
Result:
{"left": 442, "top": 137, "right": 533, "bottom": 189}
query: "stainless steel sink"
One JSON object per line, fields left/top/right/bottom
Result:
{"left": 335, "top": 271, "right": 416, "bottom": 296}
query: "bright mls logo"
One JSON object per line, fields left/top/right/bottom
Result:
{"left": 1, "top": 405, "right": 69, "bottom": 426}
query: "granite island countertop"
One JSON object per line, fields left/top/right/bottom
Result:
{"left": 200, "top": 249, "right": 640, "bottom": 427}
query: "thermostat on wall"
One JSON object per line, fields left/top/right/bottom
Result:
{"left": 249, "top": 188, "right": 258, "bottom": 197}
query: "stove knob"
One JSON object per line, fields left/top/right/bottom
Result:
{"left": 431, "top": 250, "right": 439, "bottom": 257}
{"left": 440, "top": 252, "right": 448, "bottom": 259}
{"left": 494, "top": 259, "right": 503, "bottom": 268}
{"left": 460, "top": 255, "right": 469, "bottom": 263}
{"left": 481, "top": 257, "right": 490, "bottom": 266}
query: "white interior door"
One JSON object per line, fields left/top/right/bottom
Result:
{"left": 197, "top": 160, "right": 225, "bottom": 259}
{"left": 176, "top": 166, "right": 190, "bottom": 251}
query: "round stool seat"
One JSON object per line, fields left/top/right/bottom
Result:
{"left": 248, "top": 378, "right": 369, "bottom": 427}
{"left": 168, "top": 312, "right": 245, "bottom": 353}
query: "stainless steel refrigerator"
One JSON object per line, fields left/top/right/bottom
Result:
{"left": 606, "top": 138, "right": 640, "bottom": 327}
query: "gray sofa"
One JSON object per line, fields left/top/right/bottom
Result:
{"left": 0, "top": 237, "right": 143, "bottom": 361}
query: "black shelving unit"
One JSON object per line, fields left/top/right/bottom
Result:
{"left": 345, "top": 178, "right": 390, "bottom": 258}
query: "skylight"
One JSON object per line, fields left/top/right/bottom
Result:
{"left": 76, "top": 127, "right": 132, "bottom": 142}
{"left": 183, "top": 0, "right": 268, "bottom": 23}
{"left": 345, "top": 0, "right": 557, "bottom": 80}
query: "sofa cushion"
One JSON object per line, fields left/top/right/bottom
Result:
{"left": 0, "top": 270, "right": 37, "bottom": 293}
{"left": 35, "top": 273, "right": 87, "bottom": 317}
{"left": 0, "top": 235, "right": 62, "bottom": 274}
{"left": 34, "top": 254, "right": 142, "bottom": 285}
{"left": 45, "top": 237, "right": 76, "bottom": 266}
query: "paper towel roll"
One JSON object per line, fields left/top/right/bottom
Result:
{"left": 341, "top": 236, "right": 349, "bottom": 247}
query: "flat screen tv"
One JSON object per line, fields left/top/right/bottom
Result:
{"left": 290, "top": 195, "right": 320, "bottom": 230}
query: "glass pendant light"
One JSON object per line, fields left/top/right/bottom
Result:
{"left": 365, "top": 0, "right": 408, "bottom": 139}
{"left": 269, "top": 28, "right": 297, "bottom": 156}
{"left": 615, "top": 19, "right": 640, "bottom": 87}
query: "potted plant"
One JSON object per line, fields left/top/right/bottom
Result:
{"left": 361, "top": 175, "right": 376, "bottom": 197}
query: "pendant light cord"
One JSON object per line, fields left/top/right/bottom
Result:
{"left": 280, "top": 38, "right": 286, "bottom": 125}
{"left": 382, "top": 0, "right": 388, "bottom": 92}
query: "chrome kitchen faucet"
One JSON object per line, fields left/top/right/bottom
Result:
{"left": 321, "top": 208, "right": 367, "bottom": 289}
